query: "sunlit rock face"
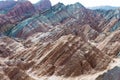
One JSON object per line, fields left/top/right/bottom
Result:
{"left": 9, "top": 34, "right": 111, "bottom": 77}
{"left": 97, "top": 30, "right": 120, "bottom": 57}
{"left": 0, "top": 34, "right": 112, "bottom": 80}
{"left": 0, "top": 0, "right": 52, "bottom": 36}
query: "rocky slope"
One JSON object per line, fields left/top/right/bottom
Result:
{"left": 0, "top": 1, "right": 35, "bottom": 34}
{"left": 0, "top": 34, "right": 111, "bottom": 80}
{"left": 0, "top": 0, "right": 52, "bottom": 36}
{"left": 95, "top": 8, "right": 120, "bottom": 32}
{"left": 97, "top": 30, "right": 120, "bottom": 56}
{"left": 5, "top": 2, "right": 103, "bottom": 39}
{"left": 25, "top": 23, "right": 98, "bottom": 44}
{"left": 0, "top": 1, "right": 120, "bottom": 80}
{"left": 0, "top": 36, "right": 24, "bottom": 58}
{"left": 0, "top": 30, "right": 119, "bottom": 80}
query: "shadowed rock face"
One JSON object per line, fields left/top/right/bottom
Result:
{"left": 0, "top": 1, "right": 17, "bottom": 14}
{"left": 3, "top": 66, "right": 35, "bottom": 80}
{"left": 96, "top": 66, "right": 120, "bottom": 80}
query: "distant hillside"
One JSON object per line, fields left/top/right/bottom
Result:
{"left": 89, "top": 6, "right": 120, "bottom": 10}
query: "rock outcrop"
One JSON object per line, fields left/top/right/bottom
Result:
{"left": 97, "top": 30, "right": 120, "bottom": 56}
{"left": 0, "top": 36, "right": 24, "bottom": 57}
{"left": 10, "top": 34, "right": 111, "bottom": 77}
{"left": 3, "top": 66, "right": 35, "bottom": 80}
{"left": 7, "top": 1, "right": 35, "bottom": 19}
{"left": 95, "top": 8, "right": 120, "bottom": 32}
{"left": 0, "top": 1, "right": 36, "bottom": 34}
{"left": 6, "top": 2, "right": 102, "bottom": 39}
{"left": 0, "top": 1, "right": 120, "bottom": 80}
{"left": 0, "top": 0, "right": 52, "bottom": 35}
{"left": 7, "top": 2, "right": 120, "bottom": 40}
{"left": 25, "top": 23, "right": 99, "bottom": 44}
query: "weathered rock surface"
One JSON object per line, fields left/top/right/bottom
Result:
{"left": 0, "top": 34, "right": 113, "bottom": 80}
{"left": 10, "top": 34, "right": 111, "bottom": 77}
{"left": 0, "top": 1, "right": 36, "bottom": 34}
{"left": 0, "top": 56, "right": 35, "bottom": 80}
{"left": 97, "top": 30, "right": 120, "bottom": 56}
{"left": 25, "top": 23, "right": 99, "bottom": 44}
{"left": 0, "top": 2, "right": 120, "bottom": 80}
{"left": 7, "top": 2, "right": 102, "bottom": 39}
{"left": 8, "top": 2, "right": 120, "bottom": 41}
{"left": 0, "top": 36, "right": 24, "bottom": 57}
{"left": 95, "top": 9, "right": 120, "bottom": 32}
{"left": 0, "top": 0, "right": 52, "bottom": 36}
{"left": 7, "top": 1, "right": 35, "bottom": 19}
{"left": 3, "top": 66, "right": 35, "bottom": 80}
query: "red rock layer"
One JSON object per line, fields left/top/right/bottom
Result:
{"left": 0, "top": 1, "right": 35, "bottom": 33}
